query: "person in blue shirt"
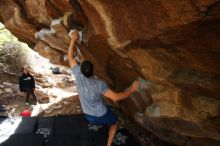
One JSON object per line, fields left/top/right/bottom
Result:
{"left": 68, "top": 30, "right": 139, "bottom": 146}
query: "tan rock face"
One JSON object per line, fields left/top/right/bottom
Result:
{"left": 0, "top": 0, "right": 220, "bottom": 145}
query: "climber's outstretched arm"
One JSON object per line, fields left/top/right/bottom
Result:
{"left": 68, "top": 31, "right": 78, "bottom": 68}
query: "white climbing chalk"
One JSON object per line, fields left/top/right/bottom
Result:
{"left": 51, "top": 18, "right": 62, "bottom": 26}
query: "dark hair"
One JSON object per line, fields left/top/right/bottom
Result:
{"left": 80, "top": 60, "right": 93, "bottom": 77}
{"left": 21, "top": 67, "right": 30, "bottom": 75}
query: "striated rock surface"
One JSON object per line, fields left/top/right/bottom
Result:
{"left": 1, "top": 0, "right": 220, "bottom": 145}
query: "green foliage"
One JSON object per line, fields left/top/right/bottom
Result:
{"left": 0, "top": 26, "right": 17, "bottom": 47}
{"left": 0, "top": 23, "right": 32, "bottom": 74}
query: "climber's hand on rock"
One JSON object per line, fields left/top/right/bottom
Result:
{"left": 71, "top": 30, "right": 78, "bottom": 41}
{"left": 130, "top": 80, "right": 139, "bottom": 92}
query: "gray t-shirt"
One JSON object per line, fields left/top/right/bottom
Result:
{"left": 72, "top": 65, "right": 108, "bottom": 117}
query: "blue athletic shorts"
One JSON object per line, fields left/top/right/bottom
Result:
{"left": 84, "top": 107, "right": 118, "bottom": 126}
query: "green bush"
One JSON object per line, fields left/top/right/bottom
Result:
{"left": 0, "top": 25, "right": 30, "bottom": 74}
